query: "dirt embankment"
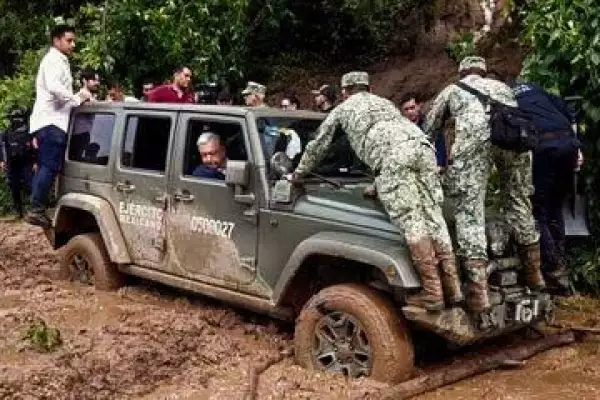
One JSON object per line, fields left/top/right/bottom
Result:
{"left": 1, "top": 221, "right": 600, "bottom": 399}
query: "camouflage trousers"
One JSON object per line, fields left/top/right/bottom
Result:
{"left": 444, "top": 144, "right": 490, "bottom": 260}
{"left": 375, "top": 138, "right": 453, "bottom": 252}
{"left": 491, "top": 147, "right": 539, "bottom": 246}
{"left": 444, "top": 144, "right": 539, "bottom": 260}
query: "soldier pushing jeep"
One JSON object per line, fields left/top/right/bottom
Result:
{"left": 288, "top": 71, "right": 464, "bottom": 312}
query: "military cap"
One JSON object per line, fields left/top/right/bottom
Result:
{"left": 341, "top": 71, "right": 370, "bottom": 88}
{"left": 458, "top": 56, "right": 487, "bottom": 72}
{"left": 311, "top": 84, "right": 337, "bottom": 101}
{"left": 241, "top": 81, "right": 266, "bottom": 96}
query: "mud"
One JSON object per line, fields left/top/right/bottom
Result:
{"left": 1, "top": 221, "right": 599, "bottom": 399}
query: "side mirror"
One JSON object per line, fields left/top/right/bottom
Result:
{"left": 270, "top": 151, "right": 293, "bottom": 178}
{"left": 225, "top": 160, "right": 250, "bottom": 187}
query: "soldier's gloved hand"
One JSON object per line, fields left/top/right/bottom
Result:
{"left": 284, "top": 173, "right": 297, "bottom": 182}
{"left": 363, "top": 184, "right": 377, "bottom": 199}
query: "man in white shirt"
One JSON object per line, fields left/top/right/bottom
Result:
{"left": 26, "top": 24, "right": 91, "bottom": 227}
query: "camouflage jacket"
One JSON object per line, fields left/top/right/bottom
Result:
{"left": 424, "top": 74, "right": 516, "bottom": 159}
{"left": 295, "top": 91, "right": 424, "bottom": 175}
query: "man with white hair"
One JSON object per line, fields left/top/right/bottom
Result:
{"left": 426, "top": 56, "right": 545, "bottom": 313}
{"left": 192, "top": 132, "right": 227, "bottom": 180}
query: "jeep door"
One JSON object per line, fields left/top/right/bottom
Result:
{"left": 166, "top": 112, "right": 263, "bottom": 295}
{"left": 113, "top": 110, "right": 177, "bottom": 267}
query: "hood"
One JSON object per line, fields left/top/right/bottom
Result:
{"left": 293, "top": 184, "right": 398, "bottom": 234}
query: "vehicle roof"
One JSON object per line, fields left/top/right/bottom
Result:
{"left": 77, "top": 102, "right": 325, "bottom": 120}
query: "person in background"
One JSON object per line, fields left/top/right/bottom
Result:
{"left": 312, "top": 84, "right": 337, "bottom": 113}
{"left": 79, "top": 69, "right": 101, "bottom": 101}
{"left": 399, "top": 92, "right": 448, "bottom": 169}
{"left": 281, "top": 90, "right": 300, "bottom": 110}
{"left": 242, "top": 81, "right": 267, "bottom": 107}
{"left": 141, "top": 81, "right": 155, "bottom": 101}
{"left": 26, "top": 24, "right": 92, "bottom": 227}
{"left": 217, "top": 89, "right": 233, "bottom": 106}
{"left": 193, "top": 132, "right": 228, "bottom": 180}
{"left": 0, "top": 107, "right": 35, "bottom": 218}
{"left": 106, "top": 85, "right": 138, "bottom": 102}
{"left": 147, "top": 67, "right": 194, "bottom": 103}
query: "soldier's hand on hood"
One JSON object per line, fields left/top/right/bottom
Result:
{"left": 363, "top": 184, "right": 377, "bottom": 199}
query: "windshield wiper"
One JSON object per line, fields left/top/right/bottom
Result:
{"left": 306, "top": 172, "right": 342, "bottom": 189}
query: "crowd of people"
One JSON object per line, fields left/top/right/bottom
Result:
{"left": 0, "top": 24, "right": 585, "bottom": 316}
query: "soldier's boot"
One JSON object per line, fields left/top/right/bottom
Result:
{"left": 434, "top": 244, "right": 465, "bottom": 306}
{"left": 464, "top": 259, "right": 491, "bottom": 313}
{"left": 406, "top": 239, "right": 445, "bottom": 312}
{"left": 545, "top": 264, "right": 571, "bottom": 296}
{"left": 518, "top": 243, "right": 546, "bottom": 291}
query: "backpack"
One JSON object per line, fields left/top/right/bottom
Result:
{"left": 455, "top": 81, "right": 538, "bottom": 152}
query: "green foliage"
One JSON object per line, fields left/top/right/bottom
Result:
{"left": 446, "top": 32, "right": 477, "bottom": 62}
{"left": 24, "top": 320, "right": 63, "bottom": 352}
{"left": 75, "top": 0, "right": 250, "bottom": 89}
{"left": 0, "top": 49, "right": 46, "bottom": 129}
{"left": 521, "top": 0, "right": 600, "bottom": 292}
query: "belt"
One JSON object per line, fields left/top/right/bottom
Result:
{"left": 538, "top": 131, "right": 571, "bottom": 140}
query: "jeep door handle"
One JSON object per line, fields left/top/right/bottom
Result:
{"left": 173, "top": 191, "right": 195, "bottom": 203}
{"left": 116, "top": 182, "right": 136, "bottom": 193}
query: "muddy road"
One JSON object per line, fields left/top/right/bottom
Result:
{"left": 0, "top": 221, "right": 599, "bottom": 399}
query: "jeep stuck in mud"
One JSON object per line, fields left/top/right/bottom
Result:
{"left": 44, "top": 102, "right": 553, "bottom": 383}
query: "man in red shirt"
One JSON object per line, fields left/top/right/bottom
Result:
{"left": 147, "top": 67, "right": 195, "bottom": 103}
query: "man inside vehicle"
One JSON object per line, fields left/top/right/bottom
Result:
{"left": 192, "top": 132, "right": 228, "bottom": 180}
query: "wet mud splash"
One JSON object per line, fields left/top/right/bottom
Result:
{"left": 0, "top": 221, "right": 599, "bottom": 399}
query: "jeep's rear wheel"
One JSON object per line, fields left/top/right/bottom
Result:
{"left": 59, "top": 233, "right": 124, "bottom": 290}
{"left": 294, "top": 283, "right": 414, "bottom": 383}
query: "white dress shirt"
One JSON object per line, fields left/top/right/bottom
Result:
{"left": 29, "top": 47, "right": 82, "bottom": 134}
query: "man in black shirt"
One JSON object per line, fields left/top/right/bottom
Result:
{"left": 0, "top": 107, "right": 35, "bottom": 218}
{"left": 513, "top": 82, "right": 582, "bottom": 294}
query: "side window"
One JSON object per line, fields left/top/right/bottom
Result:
{"left": 121, "top": 115, "right": 172, "bottom": 173}
{"left": 183, "top": 119, "right": 247, "bottom": 179}
{"left": 68, "top": 113, "right": 116, "bottom": 165}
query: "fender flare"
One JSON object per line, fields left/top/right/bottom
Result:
{"left": 52, "top": 193, "right": 131, "bottom": 264}
{"left": 272, "top": 231, "right": 420, "bottom": 304}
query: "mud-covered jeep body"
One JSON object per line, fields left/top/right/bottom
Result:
{"left": 47, "top": 102, "right": 552, "bottom": 383}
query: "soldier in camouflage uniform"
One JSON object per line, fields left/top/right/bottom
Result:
{"left": 242, "top": 81, "right": 267, "bottom": 107}
{"left": 290, "top": 71, "right": 464, "bottom": 312}
{"left": 425, "top": 57, "right": 545, "bottom": 313}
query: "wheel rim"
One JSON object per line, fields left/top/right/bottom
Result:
{"left": 312, "top": 311, "right": 372, "bottom": 378}
{"left": 69, "top": 253, "right": 94, "bottom": 285}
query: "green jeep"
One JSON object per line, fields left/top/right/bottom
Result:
{"left": 45, "top": 102, "right": 553, "bottom": 383}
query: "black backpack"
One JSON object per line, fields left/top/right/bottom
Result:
{"left": 455, "top": 81, "right": 538, "bottom": 152}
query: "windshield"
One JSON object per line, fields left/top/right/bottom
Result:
{"left": 256, "top": 116, "right": 370, "bottom": 178}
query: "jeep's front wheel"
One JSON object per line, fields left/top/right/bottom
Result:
{"left": 294, "top": 283, "right": 414, "bottom": 383}
{"left": 59, "top": 233, "right": 124, "bottom": 290}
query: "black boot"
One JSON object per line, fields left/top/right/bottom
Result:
{"left": 25, "top": 208, "right": 51, "bottom": 228}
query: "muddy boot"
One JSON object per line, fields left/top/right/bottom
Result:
{"left": 25, "top": 207, "right": 50, "bottom": 228}
{"left": 519, "top": 243, "right": 546, "bottom": 291}
{"left": 545, "top": 265, "right": 572, "bottom": 296}
{"left": 406, "top": 239, "right": 445, "bottom": 312}
{"left": 464, "top": 260, "right": 491, "bottom": 313}
{"left": 434, "top": 244, "right": 465, "bottom": 306}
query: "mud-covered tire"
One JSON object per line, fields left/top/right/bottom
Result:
{"left": 59, "top": 233, "right": 124, "bottom": 291}
{"left": 294, "top": 283, "right": 415, "bottom": 383}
